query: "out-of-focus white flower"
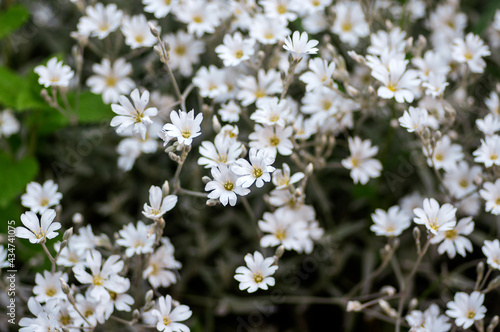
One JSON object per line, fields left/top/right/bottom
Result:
{"left": 34, "top": 57, "right": 74, "bottom": 88}
{"left": 283, "top": 31, "right": 319, "bottom": 59}
{"left": 443, "top": 161, "right": 481, "bottom": 199}
{"left": 368, "top": 27, "right": 408, "bottom": 57}
{"left": 193, "top": 65, "right": 228, "bottom": 99}
{"left": 398, "top": 107, "right": 435, "bottom": 133}
{"left": 422, "top": 72, "right": 449, "bottom": 98}
{"left": 33, "top": 271, "right": 68, "bottom": 303}
{"left": 482, "top": 239, "right": 500, "bottom": 270}
{"left": 413, "top": 198, "right": 457, "bottom": 235}
{"left": 77, "top": 3, "right": 123, "bottom": 39}
{"left": 121, "top": 15, "right": 158, "bottom": 49}
{"left": 16, "top": 210, "right": 61, "bottom": 244}
{"left": 480, "top": 179, "right": 500, "bottom": 215}
{"left": 406, "top": 304, "right": 451, "bottom": 332}
{"left": 144, "top": 238, "right": 181, "bottom": 288}
{"left": 218, "top": 100, "right": 241, "bottom": 123}
{"left": 299, "top": 58, "right": 336, "bottom": 92}
{"left": 87, "top": 58, "right": 135, "bottom": 104}
{"left": 161, "top": 109, "right": 203, "bottom": 146}
{"left": 259, "top": 207, "right": 309, "bottom": 252}
{"left": 473, "top": 135, "right": 500, "bottom": 167}
{"left": 250, "top": 97, "right": 290, "bottom": 127}
{"left": 424, "top": 135, "right": 463, "bottom": 172}
{"left": 198, "top": 135, "right": 242, "bottom": 169}
{"left": 272, "top": 163, "right": 304, "bottom": 189}
{"left": 476, "top": 113, "right": 500, "bottom": 136}
{"left": 164, "top": 31, "right": 205, "bottom": 77}
{"left": 117, "top": 221, "right": 156, "bottom": 257}
{"left": 445, "top": 291, "right": 486, "bottom": 329}
{"left": 0, "top": 109, "right": 20, "bottom": 138}
{"left": 370, "top": 58, "right": 420, "bottom": 103}
{"left": 249, "top": 124, "right": 294, "bottom": 158}
{"left": 331, "top": 2, "right": 369, "bottom": 46}
{"left": 452, "top": 33, "right": 490, "bottom": 73}
{"left": 370, "top": 205, "right": 410, "bottom": 237}
{"left": 151, "top": 295, "right": 192, "bottom": 332}
{"left": 21, "top": 180, "right": 62, "bottom": 214}
{"left": 143, "top": 0, "right": 179, "bottom": 18}
{"left": 215, "top": 32, "right": 255, "bottom": 67}
{"left": 237, "top": 69, "right": 282, "bottom": 106}
{"left": 430, "top": 217, "right": 474, "bottom": 259}
{"left": 342, "top": 136, "right": 382, "bottom": 185}
{"left": 234, "top": 251, "right": 278, "bottom": 293}
{"left": 249, "top": 14, "right": 290, "bottom": 45}
{"left": 175, "top": 0, "right": 220, "bottom": 38}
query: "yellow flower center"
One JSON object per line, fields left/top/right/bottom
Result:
{"left": 163, "top": 317, "right": 171, "bottom": 326}
{"left": 45, "top": 287, "right": 56, "bottom": 297}
{"left": 165, "top": 0, "right": 171, "bottom": 4}
{"left": 35, "top": 230, "right": 46, "bottom": 239}
{"left": 275, "top": 228, "right": 286, "bottom": 240}
{"left": 224, "top": 181, "right": 234, "bottom": 191}
{"left": 351, "top": 157, "right": 359, "bottom": 168}
{"left": 312, "top": 0, "right": 320, "bottom": 6}
{"left": 109, "top": 291, "right": 117, "bottom": 301}
{"left": 269, "top": 115, "right": 279, "bottom": 123}
{"left": 444, "top": 229, "right": 458, "bottom": 240}
{"left": 135, "top": 35, "right": 145, "bottom": 44}
{"left": 193, "top": 15, "right": 203, "bottom": 24}
{"left": 234, "top": 50, "right": 244, "bottom": 59}
{"left": 322, "top": 100, "right": 332, "bottom": 111}
{"left": 496, "top": 198, "right": 500, "bottom": 206}
{"left": 428, "top": 219, "right": 439, "bottom": 231}
{"left": 255, "top": 90, "right": 266, "bottom": 98}
{"left": 175, "top": 45, "right": 186, "bottom": 56}
{"left": 93, "top": 275, "right": 104, "bottom": 286}
{"left": 459, "top": 179, "right": 469, "bottom": 188}
{"left": 99, "top": 23, "right": 110, "bottom": 32}
{"left": 181, "top": 129, "right": 191, "bottom": 138}
{"left": 105, "top": 76, "right": 117, "bottom": 87}
{"left": 264, "top": 33, "right": 274, "bottom": 40}
{"left": 277, "top": 4, "right": 287, "bottom": 14}
{"left": 216, "top": 155, "right": 228, "bottom": 163}
{"left": 40, "top": 198, "right": 50, "bottom": 207}
{"left": 434, "top": 153, "right": 444, "bottom": 161}
{"left": 466, "top": 310, "right": 476, "bottom": 319}
{"left": 387, "top": 83, "right": 397, "bottom": 92}
{"left": 84, "top": 308, "right": 94, "bottom": 317}
{"left": 253, "top": 272, "right": 264, "bottom": 283}
{"left": 490, "top": 153, "right": 498, "bottom": 160}
{"left": 59, "top": 314, "right": 72, "bottom": 326}
{"left": 252, "top": 167, "right": 263, "bottom": 178}
{"left": 464, "top": 52, "right": 473, "bottom": 60}
{"left": 269, "top": 136, "right": 280, "bottom": 146}
{"left": 342, "top": 22, "right": 353, "bottom": 32}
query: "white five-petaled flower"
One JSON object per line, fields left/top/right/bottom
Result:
{"left": 479, "top": 179, "right": 500, "bottom": 215}
{"left": 121, "top": 15, "right": 158, "bottom": 49}
{"left": 0, "top": 109, "right": 20, "bottom": 138}
{"left": 162, "top": 109, "right": 203, "bottom": 146}
{"left": 452, "top": 33, "right": 490, "bottom": 74}
{"left": 77, "top": 3, "right": 123, "bottom": 39}
{"left": 143, "top": 0, "right": 179, "bottom": 18}
{"left": 272, "top": 163, "right": 304, "bottom": 189}
{"left": 116, "top": 221, "right": 155, "bottom": 257}
{"left": 413, "top": 198, "right": 457, "bottom": 235}
{"left": 370, "top": 58, "right": 420, "bottom": 103}
{"left": 283, "top": 31, "right": 319, "bottom": 59}
{"left": 16, "top": 209, "right": 61, "bottom": 244}
{"left": 370, "top": 205, "right": 410, "bottom": 237}
{"left": 151, "top": 295, "right": 192, "bottom": 332}
{"left": 232, "top": 148, "right": 276, "bottom": 188}
{"left": 21, "top": 180, "right": 62, "bottom": 214}
{"left": 249, "top": 124, "right": 294, "bottom": 158}
{"left": 87, "top": 58, "right": 135, "bottom": 104}
{"left": 299, "top": 58, "right": 336, "bottom": 92}
{"left": 34, "top": 57, "right": 74, "bottom": 88}
{"left": 234, "top": 251, "right": 278, "bottom": 293}
{"left": 110, "top": 89, "right": 158, "bottom": 140}
{"left": 250, "top": 97, "right": 291, "bottom": 127}
{"left": 430, "top": 217, "right": 474, "bottom": 259}
{"left": 482, "top": 239, "right": 500, "bottom": 270}
{"left": 473, "top": 135, "right": 500, "bottom": 168}
{"left": 72, "top": 249, "right": 129, "bottom": 302}
{"left": 215, "top": 32, "right": 256, "bottom": 67}
{"left": 33, "top": 271, "right": 68, "bottom": 303}
{"left": 445, "top": 291, "right": 486, "bottom": 329}
{"left": 205, "top": 164, "right": 250, "bottom": 206}
{"left": 142, "top": 185, "right": 178, "bottom": 220}
{"left": 398, "top": 107, "right": 434, "bottom": 133}
{"left": 341, "top": 136, "right": 382, "bottom": 185}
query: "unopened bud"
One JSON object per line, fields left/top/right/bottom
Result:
{"left": 59, "top": 240, "right": 68, "bottom": 252}
{"left": 202, "top": 176, "right": 212, "bottom": 184}
{"left": 206, "top": 199, "right": 219, "bottom": 206}
{"left": 305, "top": 163, "right": 314, "bottom": 177}
{"left": 487, "top": 316, "right": 499, "bottom": 332}
{"left": 212, "top": 115, "right": 221, "bottom": 133}
{"left": 162, "top": 180, "right": 170, "bottom": 196}
{"left": 368, "top": 86, "right": 375, "bottom": 94}
{"left": 168, "top": 152, "right": 181, "bottom": 163}
{"left": 409, "top": 298, "right": 418, "bottom": 311}
{"left": 486, "top": 276, "right": 500, "bottom": 292}
{"left": 144, "top": 301, "right": 155, "bottom": 312}
{"left": 60, "top": 278, "right": 71, "bottom": 294}
{"left": 133, "top": 309, "right": 141, "bottom": 320}
{"left": 63, "top": 228, "right": 73, "bottom": 241}
{"left": 145, "top": 290, "right": 154, "bottom": 303}
{"left": 346, "top": 85, "right": 359, "bottom": 97}
{"left": 274, "top": 245, "right": 285, "bottom": 262}
{"left": 346, "top": 301, "right": 362, "bottom": 312}
{"left": 347, "top": 50, "right": 365, "bottom": 64}
{"left": 390, "top": 118, "right": 399, "bottom": 128}
{"left": 476, "top": 261, "right": 485, "bottom": 284}
{"left": 72, "top": 212, "right": 83, "bottom": 224}
{"left": 148, "top": 22, "right": 159, "bottom": 37}
{"left": 378, "top": 300, "right": 397, "bottom": 317}
{"left": 380, "top": 285, "right": 396, "bottom": 296}
{"left": 280, "top": 70, "right": 286, "bottom": 82}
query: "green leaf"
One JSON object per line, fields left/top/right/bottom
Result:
{"left": 0, "top": 4, "right": 30, "bottom": 40}
{"left": 0, "top": 153, "right": 38, "bottom": 208}
{"left": 76, "top": 92, "right": 113, "bottom": 123}
{"left": 0, "top": 66, "right": 27, "bottom": 109}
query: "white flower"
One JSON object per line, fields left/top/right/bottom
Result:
{"left": 162, "top": 109, "right": 203, "bottom": 146}
{"left": 473, "top": 135, "right": 500, "bottom": 167}
{"left": 368, "top": 27, "right": 408, "bottom": 57}
{"left": 117, "top": 138, "right": 142, "bottom": 171}
{"left": 283, "top": 31, "right": 319, "bottom": 59}
{"left": 452, "top": 33, "right": 490, "bottom": 73}
{"left": 430, "top": 217, "right": 474, "bottom": 259}
{"left": 406, "top": 304, "right": 451, "bottom": 332}
{"left": 261, "top": 0, "right": 298, "bottom": 21}
{"left": 422, "top": 72, "right": 449, "bottom": 98}
{"left": 16, "top": 210, "right": 61, "bottom": 244}
{"left": 258, "top": 207, "right": 308, "bottom": 251}
{"left": 424, "top": 135, "right": 463, "bottom": 172}
{"left": 232, "top": 148, "right": 275, "bottom": 188}
{"left": 299, "top": 58, "right": 336, "bottom": 92}
{"left": 205, "top": 164, "right": 250, "bottom": 206}
{"left": 0, "top": 109, "right": 20, "bottom": 138}
{"left": 175, "top": 0, "right": 220, "bottom": 38}
{"left": 33, "top": 271, "right": 68, "bottom": 303}
{"left": 0, "top": 246, "right": 9, "bottom": 269}
{"left": 370, "top": 58, "right": 420, "bottom": 103}
{"left": 34, "top": 57, "right": 74, "bottom": 88}
{"left": 116, "top": 221, "right": 155, "bottom": 257}
{"left": 77, "top": 3, "right": 122, "bottom": 39}
{"left": 21, "top": 180, "right": 62, "bottom": 213}
{"left": 143, "top": 0, "right": 178, "bottom": 18}
{"left": 73, "top": 293, "right": 106, "bottom": 327}
{"left": 272, "top": 163, "right": 304, "bottom": 189}
{"left": 443, "top": 161, "right": 481, "bottom": 199}
{"left": 250, "top": 97, "right": 290, "bottom": 127}
{"left": 234, "top": 251, "right": 278, "bottom": 293}
{"left": 144, "top": 238, "right": 181, "bottom": 288}
{"left": 236, "top": 69, "right": 282, "bottom": 106}
{"left": 481, "top": 179, "right": 500, "bottom": 215}
{"left": 413, "top": 198, "right": 457, "bottom": 235}
{"left": 198, "top": 135, "right": 242, "bottom": 169}
{"left": 486, "top": 92, "right": 500, "bottom": 117}
{"left": 446, "top": 291, "right": 486, "bottom": 329}
{"left": 482, "top": 239, "right": 500, "bottom": 270}
{"left": 218, "top": 100, "right": 241, "bottom": 123}
{"left": 398, "top": 107, "right": 434, "bottom": 133}
{"left": 142, "top": 186, "right": 178, "bottom": 220}
{"left": 193, "top": 65, "right": 228, "bottom": 99}
{"left": 121, "top": 15, "right": 158, "bottom": 49}
{"left": 72, "top": 249, "right": 129, "bottom": 302}
{"left": 87, "top": 58, "right": 135, "bottom": 104}
{"left": 341, "top": 136, "right": 382, "bottom": 185}
{"left": 331, "top": 2, "right": 369, "bottom": 47}
{"left": 215, "top": 32, "right": 255, "bottom": 67}
{"left": 370, "top": 205, "right": 410, "bottom": 237}
{"left": 152, "top": 295, "right": 192, "bottom": 332}
{"left": 110, "top": 89, "right": 158, "bottom": 140}
{"left": 249, "top": 14, "right": 290, "bottom": 45}
{"left": 476, "top": 114, "right": 500, "bottom": 136}
{"left": 164, "top": 30, "right": 205, "bottom": 77}
{"left": 249, "top": 124, "right": 294, "bottom": 158}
